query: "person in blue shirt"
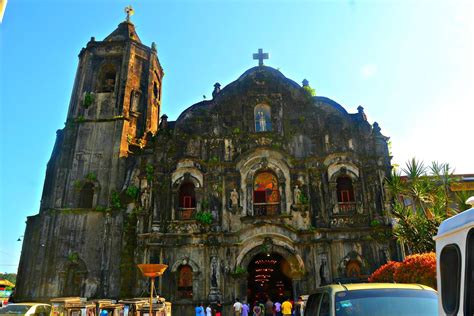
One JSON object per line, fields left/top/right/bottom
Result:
{"left": 195, "top": 303, "right": 205, "bottom": 316}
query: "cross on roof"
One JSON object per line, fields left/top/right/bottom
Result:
{"left": 124, "top": 5, "right": 134, "bottom": 22}
{"left": 253, "top": 48, "right": 269, "bottom": 67}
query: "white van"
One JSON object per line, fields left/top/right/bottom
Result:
{"left": 434, "top": 197, "right": 474, "bottom": 316}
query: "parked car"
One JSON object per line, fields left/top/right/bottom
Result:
{"left": 0, "top": 303, "right": 51, "bottom": 316}
{"left": 304, "top": 283, "right": 437, "bottom": 316}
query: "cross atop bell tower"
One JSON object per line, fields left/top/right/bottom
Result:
{"left": 253, "top": 48, "right": 269, "bottom": 67}
{"left": 124, "top": 5, "right": 134, "bottom": 22}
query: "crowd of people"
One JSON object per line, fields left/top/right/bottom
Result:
{"left": 194, "top": 297, "right": 305, "bottom": 316}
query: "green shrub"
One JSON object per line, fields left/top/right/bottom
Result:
{"left": 83, "top": 92, "right": 95, "bottom": 108}
{"left": 126, "top": 185, "right": 139, "bottom": 199}
{"left": 110, "top": 191, "right": 121, "bottom": 210}
{"left": 195, "top": 211, "right": 213, "bottom": 225}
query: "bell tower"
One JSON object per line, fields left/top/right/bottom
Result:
{"left": 40, "top": 10, "right": 163, "bottom": 211}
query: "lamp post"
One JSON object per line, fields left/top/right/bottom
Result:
{"left": 137, "top": 264, "right": 168, "bottom": 316}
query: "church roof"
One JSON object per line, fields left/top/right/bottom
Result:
{"left": 174, "top": 65, "right": 352, "bottom": 124}
{"left": 103, "top": 21, "right": 142, "bottom": 43}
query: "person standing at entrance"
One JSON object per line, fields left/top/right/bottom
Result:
{"left": 294, "top": 297, "right": 304, "bottom": 316}
{"left": 241, "top": 301, "right": 250, "bottom": 316}
{"left": 195, "top": 303, "right": 204, "bottom": 316}
{"left": 206, "top": 303, "right": 212, "bottom": 316}
{"left": 215, "top": 301, "right": 223, "bottom": 316}
{"left": 281, "top": 298, "right": 292, "bottom": 316}
{"left": 233, "top": 298, "right": 243, "bottom": 316}
{"left": 274, "top": 301, "right": 282, "bottom": 316}
{"left": 265, "top": 298, "right": 274, "bottom": 316}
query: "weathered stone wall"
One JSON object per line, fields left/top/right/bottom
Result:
{"left": 15, "top": 210, "right": 124, "bottom": 301}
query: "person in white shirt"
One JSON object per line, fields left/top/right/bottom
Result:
{"left": 206, "top": 304, "right": 212, "bottom": 316}
{"left": 233, "top": 298, "right": 243, "bottom": 316}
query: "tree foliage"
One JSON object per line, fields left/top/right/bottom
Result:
{"left": 387, "top": 158, "right": 467, "bottom": 254}
{"left": 0, "top": 273, "right": 16, "bottom": 285}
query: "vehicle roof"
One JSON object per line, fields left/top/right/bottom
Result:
{"left": 316, "top": 283, "right": 436, "bottom": 292}
{"left": 436, "top": 207, "right": 474, "bottom": 238}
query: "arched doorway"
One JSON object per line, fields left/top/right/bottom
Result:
{"left": 247, "top": 253, "right": 293, "bottom": 304}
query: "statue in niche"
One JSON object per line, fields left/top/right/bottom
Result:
{"left": 293, "top": 185, "right": 301, "bottom": 205}
{"left": 258, "top": 111, "right": 266, "bottom": 132}
{"left": 319, "top": 256, "right": 329, "bottom": 286}
{"left": 211, "top": 256, "right": 218, "bottom": 288}
{"left": 140, "top": 187, "right": 150, "bottom": 210}
{"left": 230, "top": 189, "right": 239, "bottom": 208}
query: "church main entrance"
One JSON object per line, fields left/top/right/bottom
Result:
{"left": 247, "top": 253, "right": 293, "bottom": 304}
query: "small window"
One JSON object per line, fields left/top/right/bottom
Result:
{"left": 153, "top": 82, "right": 159, "bottom": 100}
{"left": 336, "top": 177, "right": 355, "bottom": 203}
{"left": 254, "top": 104, "right": 272, "bottom": 132}
{"left": 253, "top": 171, "right": 280, "bottom": 216}
{"left": 177, "top": 265, "right": 193, "bottom": 298}
{"left": 78, "top": 182, "right": 94, "bottom": 208}
{"left": 97, "top": 64, "right": 117, "bottom": 93}
{"left": 466, "top": 228, "right": 474, "bottom": 316}
{"left": 178, "top": 182, "right": 196, "bottom": 220}
{"left": 130, "top": 90, "right": 140, "bottom": 112}
{"left": 440, "top": 244, "right": 461, "bottom": 315}
{"left": 319, "top": 293, "right": 330, "bottom": 316}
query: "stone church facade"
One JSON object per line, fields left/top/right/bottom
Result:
{"left": 16, "top": 18, "right": 396, "bottom": 315}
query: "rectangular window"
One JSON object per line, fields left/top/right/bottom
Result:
{"left": 183, "top": 196, "right": 192, "bottom": 208}
{"left": 340, "top": 190, "right": 350, "bottom": 202}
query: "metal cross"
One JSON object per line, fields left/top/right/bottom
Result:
{"left": 125, "top": 5, "right": 135, "bottom": 22}
{"left": 253, "top": 48, "right": 269, "bottom": 67}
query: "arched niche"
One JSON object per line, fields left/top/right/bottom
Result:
{"left": 326, "top": 161, "right": 362, "bottom": 215}
{"left": 237, "top": 149, "right": 292, "bottom": 216}
{"left": 171, "top": 162, "right": 203, "bottom": 220}
{"left": 170, "top": 257, "right": 201, "bottom": 301}
{"left": 77, "top": 180, "right": 100, "bottom": 209}
{"left": 58, "top": 257, "right": 88, "bottom": 297}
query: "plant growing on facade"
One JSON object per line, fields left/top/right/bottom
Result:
{"left": 83, "top": 92, "right": 95, "bottom": 108}
{"left": 303, "top": 85, "right": 316, "bottom": 97}
{"left": 299, "top": 192, "right": 309, "bottom": 205}
{"left": 85, "top": 172, "right": 97, "bottom": 182}
{"left": 146, "top": 163, "right": 154, "bottom": 182}
{"left": 67, "top": 252, "right": 79, "bottom": 262}
{"left": 195, "top": 211, "right": 213, "bottom": 225}
{"left": 231, "top": 266, "right": 247, "bottom": 278}
{"left": 110, "top": 191, "right": 122, "bottom": 210}
{"left": 126, "top": 185, "right": 139, "bottom": 200}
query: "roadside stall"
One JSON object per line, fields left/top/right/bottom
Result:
{"left": 96, "top": 302, "right": 124, "bottom": 316}
{"left": 0, "top": 279, "right": 14, "bottom": 306}
{"left": 118, "top": 298, "right": 148, "bottom": 316}
{"left": 136, "top": 298, "right": 171, "bottom": 316}
{"left": 50, "top": 297, "right": 96, "bottom": 316}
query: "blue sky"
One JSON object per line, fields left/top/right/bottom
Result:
{"left": 0, "top": 0, "right": 473, "bottom": 273}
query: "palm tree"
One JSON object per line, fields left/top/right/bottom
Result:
{"left": 387, "top": 158, "right": 464, "bottom": 254}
